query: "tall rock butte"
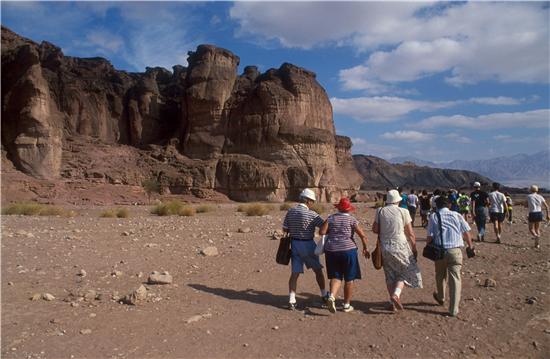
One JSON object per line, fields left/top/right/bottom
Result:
{"left": 1, "top": 27, "right": 362, "bottom": 202}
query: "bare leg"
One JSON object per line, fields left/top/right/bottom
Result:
{"left": 330, "top": 278, "right": 342, "bottom": 298}
{"left": 529, "top": 222, "right": 537, "bottom": 237}
{"left": 534, "top": 222, "right": 541, "bottom": 237}
{"left": 289, "top": 272, "right": 300, "bottom": 294}
{"left": 314, "top": 268, "right": 326, "bottom": 292}
{"left": 343, "top": 281, "right": 354, "bottom": 305}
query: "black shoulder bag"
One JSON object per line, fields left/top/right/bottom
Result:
{"left": 422, "top": 211, "right": 447, "bottom": 261}
{"left": 275, "top": 234, "right": 292, "bottom": 265}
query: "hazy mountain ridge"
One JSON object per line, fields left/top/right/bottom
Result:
{"left": 390, "top": 150, "right": 549, "bottom": 188}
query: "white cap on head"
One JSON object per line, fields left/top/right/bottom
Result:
{"left": 300, "top": 188, "right": 316, "bottom": 201}
{"left": 386, "top": 189, "right": 401, "bottom": 204}
{"left": 473, "top": 182, "right": 481, "bottom": 188}
{"left": 530, "top": 185, "right": 539, "bottom": 192}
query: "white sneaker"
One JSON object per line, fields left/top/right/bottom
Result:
{"left": 343, "top": 304, "right": 354, "bottom": 313}
{"left": 534, "top": 237, "right": 540, "bottom": 248}
{"left": 327, "top": 295, "right": 336, "bottom": 314}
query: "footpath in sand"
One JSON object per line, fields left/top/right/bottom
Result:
{"left": 1, "top": 203, "right": 549, "bottom": 358}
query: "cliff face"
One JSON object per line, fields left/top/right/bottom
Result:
{"left": 353, "top": 155, "right": 492, "bottom": 190}
{"left": 1, "top": 27, "right": 361, "bottom": 202}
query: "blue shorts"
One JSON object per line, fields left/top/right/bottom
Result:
{"left": 291, "top": 239, "right": 323, "bottom": 273}
{"left": 325, "top": 248, "right": 361, "bottom": 282}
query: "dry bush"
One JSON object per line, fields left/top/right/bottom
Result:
{"left": 178, "top": 206, "right": 196, "bottom": 217}
{"left": 100, "top": 209, "right": 116, "bottom": 218}
{"left": 116, "top": 208, "right": 130, "bottom": 218}
{"left": 151, "top": 200, "right": 185, "bottom": 216}
{"left": 280, "top": 202, "right": 294, "bottom": 211}
{"left": 243, "top": 203, "right": 271, "bottom": 216}
{"left": 3, "top": 202, "right": 66, "bottom": 216}
{"left": 237, "top": 204, "right": 247, "bottom": 212}
{"left": 309, "top": 203, "right": 326, "bottom": 214}
{"left": 196, "top": 205, "right": 214, "bottom": 213}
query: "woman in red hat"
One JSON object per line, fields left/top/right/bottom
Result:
{"left": 319, "top": 197, "right": 369, "bottom": 313}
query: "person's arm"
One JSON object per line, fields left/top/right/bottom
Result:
{"left": 372, "top": 209, "right": 380, "bottom": 234}
{"left": 319, "top": 220, "right": 329, "bottom": 236}
{"left": 543, "top": 198, "right": 550, "bottom": 220}
{"left": 404, "top": 223, "right": 417, "bottom": 258}
{"left": 471, "top": 199, "right": 476, "bottom": 217}
{"left": 463, "top": 231, "right": 473, "bottom": 249}
{"left": 502, "top": 194, "right": 509, "bottom": 215}
{"left": 355, "top": 225, "right": 370, "bottom": 258}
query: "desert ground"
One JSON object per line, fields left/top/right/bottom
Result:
{"left": 1, "top": 201, "right": 549, "bottom": 359}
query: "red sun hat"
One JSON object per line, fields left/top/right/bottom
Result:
{"left": 334, "top": 197, "right": 355, "bottom": 212}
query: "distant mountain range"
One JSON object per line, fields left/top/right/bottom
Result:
{"left": 353, "top": 155, "right": 492, "bottom": 190}
{"left": 390, "top": 150, "right": 549, "bottom": 189}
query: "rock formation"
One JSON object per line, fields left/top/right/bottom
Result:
{"left": 1, "top": 27, "right": 361, "bottom": 202}
{"left": 353, "top": 155, "right": 493, "bottom": 190}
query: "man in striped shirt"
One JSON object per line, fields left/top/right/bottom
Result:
{"left": 427, "top": 196, "right": 475, "bottom": 317}
{"left": 282, "top": 188, "right": 328, "bottom": 310}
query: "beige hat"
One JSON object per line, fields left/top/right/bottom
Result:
{"left": 386, "top": 189, "right": 402, "bottom": 204}
{"left": 530, "top": 185, "right": 539, "bottom": 193}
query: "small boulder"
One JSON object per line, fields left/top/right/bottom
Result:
{"left": 42, "top": 293, "right": 55, "bottom": 301}
{"left": 238, "top": 227, "right": 251, "bottom": 233}
{"left": 148, "top": 271, "right": 173, "bottom": 285}
{"left": 200, "top": 246, "right": 219, "bottom": 257}
{"left": 484, "top": 278, "right": 497, "bottom": 288}
{"left": 80, "top": 329, "right": 92, "bottom": 335}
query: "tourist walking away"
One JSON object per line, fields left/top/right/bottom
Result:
{"left": 504, "top": 192, "right": 513, "bottom": 224}
{"left": 398, "top": 187, "right": 408, "bottom": 209}
{"left": 458, "top": 192, "right": 471, "bottom": 222}
{"left": 431, "top": 189, "right": 441, "bottom": 211}
{"left": 282, "top": 188, "right": 328, "bottom": 310}
{"left": 407, "top": 189, "right": 419, "bottom": 227}
{"left": 488, "top": 182, "right": 508, "bottom": 243}
{"left": 419, "top": 190, "right": 431, "bottom": 228}
{"left": 448, "top": 189, "right": 460, "bottom": 212}
{"left": 320, "top": 198, "right": 369, "bottom": 313}
{"left": 470, "top": 182, "right": 489, "bottom": 241}
{"left": 373, "top": 190, "right": 422, "bottom": 312}
{"left": 527, "top": 185, "right": 549, "bottom": 248}
{"left": 428, "top": 196, "right": 475, "bottom": 317}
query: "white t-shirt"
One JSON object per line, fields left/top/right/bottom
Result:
{"left": 407, "top": 194, "right": 419, "bottom": 208}
{"left": 527, "top": 193, "right": 546, "bottom": 213}
{"left": 488, "top": 191, "right": 507, "bottom": 213}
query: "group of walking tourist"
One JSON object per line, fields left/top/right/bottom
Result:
{"left": 281, "top": 183, "right": 548, "bottom": 316}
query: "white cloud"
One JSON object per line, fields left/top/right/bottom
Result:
{"left": 85, "top": 30, "right": 124, "bottom": 53}
{"left": 467, "top": 97, "right": 522, "bottom": 106}
{"left": 416, "top": 109, "right": 550, "bottom": 129}
{"left": 350, "top": 137, "right": 367, "bottom": 146}
{"left": 381, "top": 131, "right": 435, "bottom": 142}
{"left": 331, "top": 96, "right": 454, "bottom": 122}
{"left": 444, "top": 133, "right": 472, "bottom": 144}
{"left": 230, "top": 2, "right": 548, "bottom": 91}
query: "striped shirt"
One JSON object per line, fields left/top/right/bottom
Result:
{"left": 324, "top": 213, "right": 358, "bottom": 252}
{"left": 282, "top": 204, "right": 324, "bottom": 240}
{"left": 427, "top": 208, "right": 471, "bottom": 249}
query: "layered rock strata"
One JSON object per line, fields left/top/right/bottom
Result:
{"left": 1, "top": 27, "right": 361, "bottom": 202}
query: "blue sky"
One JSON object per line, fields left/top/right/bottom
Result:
{"left": 2, "top": 1, "right": 549, "bottom": 162}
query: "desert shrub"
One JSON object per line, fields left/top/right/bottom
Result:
{"left": 280, "top": 202, "right": 294, "bottom": 211}
{"left": 196, "top": 204, "right": 213, "bottom": 213}
{"left": 237, "top": 204, "right": 247, "bottom": 212}
{"left": 3, "top": 202, "right": 66, "bottom": 216}
{"left": 178, "top": 206, "right": 196, "bottom": 217}
{"left": 142, "top": 177, "right": 161, "bottom": 203}
{"left": 373, "top": 200, "right": 384, "bottom": 208}
{"left": 116, "top": 208, "right": 130, "bottom": 218}
{"left": 100, "top": 209, "right": 116, "bottom": 218}
{"left": 309, "top": 203, "right": 326, "bottom": 214}
{"left": 151, "top": 200, "right": 186, "bottom": 216}
{"left": 243, "top": 203, "right": 271, "bottom": 216}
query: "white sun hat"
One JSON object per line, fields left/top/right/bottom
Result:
{"left": 300, "top": 188, "right": 317, "bottom": 201}
{"left": 386, "top": 189, "right": 401, "bottom": 204}
{"left": 473, "top": 182, "right": 481, "bottom": 188}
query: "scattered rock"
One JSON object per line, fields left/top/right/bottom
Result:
{"left": 80, "top": 329, "right": 92, "bottom": 335}
{"left": 200, "top": 246, "right": 219, "bottom": 257}
{"left": 77, "top": 269, "right": 87, "bottom": 277}
{"left": 270, "top": 230, "right": 284, "bottom": 240}
{"left": 7, "top": 281, "right": 14, "bottom": 286}
{"left": 111, "top": 270, "right": 123, "bottom": 277}
{"left": 238, "top": 227, "right": 251, "bottom": 233}
{"left": 83, "top": 290, "right": 97, "bottom": 301}
{"left": 484, "top": 278, "right": 497, "bottom": 288}
{"left": 148, "top": 271, "right": 173, "bottom": 285}
{"left": 272, "top": 326, "right": 279, "bottom": 330}
{"left": 186, "top": 313, "right": 212, "bottom": 324}
{"left": 526, "top": 296, "right": 538, "bottom": 305}
{"left": 42, "top": 293, "right": 55, "bottom": 301}
{"left": 122, "top": 231, "right": 130, "bottom": 236}
{"left": 120, "top": 285, "right": 148, "bottom": 305}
